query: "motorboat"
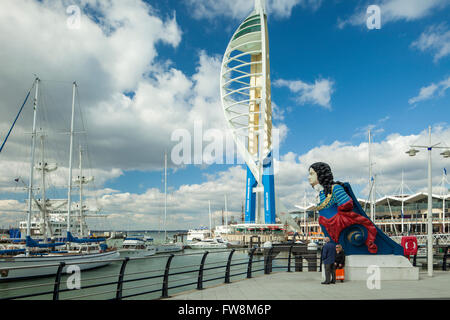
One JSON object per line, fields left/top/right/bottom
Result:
{"left": 189, "top": 238, "right": 228, "bottom": 249}
{"left": 118, "top": 237, "right": 156, "bottom": 257}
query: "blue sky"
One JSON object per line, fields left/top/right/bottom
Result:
{"left": 0, "top": 0, "right": 449, "bottom": 230}
{"left": 105, "top": 0, "right": 450, "bottom": 192}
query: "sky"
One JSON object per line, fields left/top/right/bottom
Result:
{"left": 0, "top": 0, "right": 449, "bottom": 231}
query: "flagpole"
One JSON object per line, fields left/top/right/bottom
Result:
{"left": 442, "top": 168, "right": 448, "bottom": 233}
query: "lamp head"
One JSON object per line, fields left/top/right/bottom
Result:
{"left": 406, "top": 148, "right": 419, "bottom": 157}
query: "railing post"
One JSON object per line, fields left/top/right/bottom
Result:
{"left": 413, "top": 254, "right": 417, "bottom": 267}
{"left": 197, "top": 251, "right": 209, "bottom": 290}
{"left": 53, "top": 262, "right": 66, "bottom": 301}
{"left": 287, "top": 245, "right": 293, "bottom": 272}
{"left": 161, "top": 254, "right": 175, "bottom": 299}
{"left": 116, "top": 257, "right": 129, "bottom": 300}
{"left": 443, "top": 246, "right": 449, "bottom": 271}
{"left": 247, "top": 247, "right": 257, "bottom": 278}
{"left": 224, "top": 249, "right": 236, "bottom": 284}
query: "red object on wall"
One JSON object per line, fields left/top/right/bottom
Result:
{"left": 401, "top": 236, "right": 418, "bottom": 256}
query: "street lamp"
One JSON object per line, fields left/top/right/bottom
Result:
{"left": 406, "top": 126, "right": 448, "bottom": 277}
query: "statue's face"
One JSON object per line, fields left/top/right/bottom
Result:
{"left": 308, "top": 168, "right": 319, "bottom": 187}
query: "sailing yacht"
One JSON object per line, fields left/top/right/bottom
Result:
{"left": 0, "top": 78, "right": 119, "bottom": 281}
{"left": 154, "top": 152, "right": 184, "bottom": 254}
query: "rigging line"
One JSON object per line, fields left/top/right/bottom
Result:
{"left": 0, "top": 80, "right": 36, "bottom": 154}
{"left": 75, "top": 85, "right": 101, "bottom": 214}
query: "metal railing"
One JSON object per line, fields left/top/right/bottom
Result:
{"left": 2, "top": 245, "right": 447, "bottom": 300}
{"left": 0, "top": 246, "right": 323, "bottom": 300}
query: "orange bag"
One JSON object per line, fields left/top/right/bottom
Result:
{"left": 336, "top": 268, "right": 345, "bottom": 281}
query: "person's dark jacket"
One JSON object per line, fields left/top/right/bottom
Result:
{"left": 335, "top": 250, "right": 345, "bottom": 268}
{"left": 321, "top": 242, "right": 336, "bottom": 265}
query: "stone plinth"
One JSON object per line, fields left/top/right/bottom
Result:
{"left": 344, "top": 255, "right": 419, "bottom": 281}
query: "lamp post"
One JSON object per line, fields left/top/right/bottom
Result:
{"left": 406, "top": 126, "right": 448, "bottom": 277}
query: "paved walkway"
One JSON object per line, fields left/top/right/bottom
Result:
{"left": 165, "top": 271, "right": 450, "bottom": 300}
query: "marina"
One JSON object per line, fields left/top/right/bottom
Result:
{"left": 0, "top": 0, "right": 450, "bottom": 302}
{"left": 0, "top": 240, "right": 448, "bottom": 300}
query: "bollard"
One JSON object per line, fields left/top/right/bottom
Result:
{"left": 53, "top": 262, "right": 66, "bottom": 301}
{"left": 225, "top": 249, "right": 236, "bottom": 284}
{"left": 319, "top": 247, "right": 323, "bottom": 272}
{"left": 295, "top": 254, "right": 303, "bottom": 272}
{"left": 264, "top": 247, "right": 274, "bottom": 274}
{"left": 268, "top": 247, "right": 274, "bottom": 273}
{"left": 247, "top": 247, "right": 257, "bottom": 278}
{"left": 443, "top": 246, "right": 449, "bottom": 271}
{"left": 161, "top": 254, "right": 175, "bottom": 298}
{"left": 197, "top": 251, "right": 209, "bottom": 290}
{"left": 116, "top": 257, "right": 130, "bottom": 300}
{"left": 287, "top": 246, "right": 293, "bottom": 272}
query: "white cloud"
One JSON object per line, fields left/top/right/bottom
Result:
{"left": 185, "top": 0, "right": 323, "bottom": 20}
{"left": 0, "top": 0, "right": 294, "bottom": 230}
{"left": 0, "top": 0, "right": 238, "bottom": 173}
{"left": 408, "top": 76, "right": 450, "bottom": 105}
{"left": 338, "top": 0, "right": 450, "bottom": 29}
{"left": 13, "top": 125, "right": 445, "bottom": 230}
{"left": 411, "top": 23, "right": 450, "bottom": 62}
{"left": 274, "top": 78, "right": 335, "bottom": 109}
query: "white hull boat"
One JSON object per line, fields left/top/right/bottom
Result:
{"left": 187, "top": 228, "right": 211, "bottom": 242}
{"left": 118, "top": 238, "right": 156, "bottom": 257}
{"left": 155, "top": 243, "right": 184, "bottom": 254}
{"left": 189, "top": 239, "right": 228, "bottom": 250}
{"left": 0, "top": 250, "right": 119, "bottom": 281}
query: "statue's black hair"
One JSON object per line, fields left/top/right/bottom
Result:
{"left": 309, "top": 162, "right": 349, "bottom": 197}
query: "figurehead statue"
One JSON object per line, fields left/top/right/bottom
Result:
{"left": 308, "top": 162, "right": 403, "bottom": 255}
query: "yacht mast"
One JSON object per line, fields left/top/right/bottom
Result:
{"left": 209, "top": 200, "right": 212, "bottom": 237}
{"left": 164, "top": 151, "right": 167, "bottom": 241}
{"left": 224, "top": 194, "right": 228, "bottom": 229}
{"left": 303, "top": 192, "right": 307, "bottom": 240}
{"left": 441, "top": 169, "right": 448, "bottom": 233}
{"left": 67, "top": 82, "right": 77, "bottom": 236}
{"left": 39, "top": 135, "right": 47, "bottom": 240}
{"left": 400, "top": 170, "right": 405, "bottom": 233}
{"left": 79, "top": 146, "right": 84, "bottom": 237}
{"left": 26, "top": 77, "right": 40, "bottom": 254}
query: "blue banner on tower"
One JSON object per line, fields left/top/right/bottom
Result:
{"left": 262, "top": 151, "right": 276, "bottom": 224}
{"left": 245, "top": 165, "right": 257, "bottom": 223}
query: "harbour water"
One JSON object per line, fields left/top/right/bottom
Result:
{"left": 0, "top": 230, "right": 445, "bottom": 300}
{"left": 0, "top": 231, "right": 268, "bottom": 300}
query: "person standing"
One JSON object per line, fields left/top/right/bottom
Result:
{"left": 335, "top": 244, "right": 345, "bottom": 282}
{"left": 321, "top": 237, "right": 336, "bottom": 284}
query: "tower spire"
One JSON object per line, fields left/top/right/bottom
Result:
{"left": 255, "top": 0, "right": 266, "bottom": 14}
